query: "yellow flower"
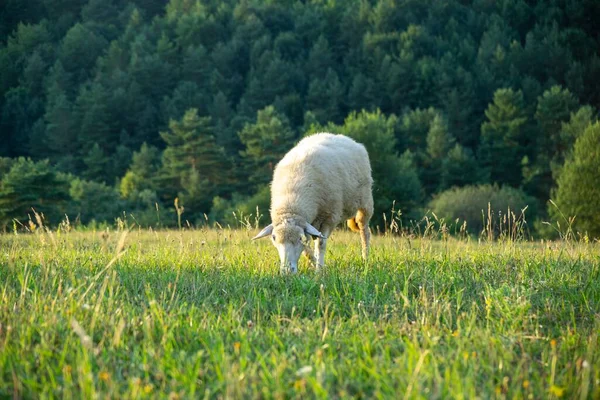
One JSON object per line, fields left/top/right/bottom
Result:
{"left": 294, "top": 379, "right": 306, "bottom": 390}
{"left": 99, "top": 371, "right": 110, "bottom": 382}
{"left": 143, "top": 384, "right": 153, "bottom": 394}
{"left": 451, "top": 330, "right": 459, "bottom": 337}
{"left": 550, "top": 339, "right": 557, "bottom": 348}
{"left": 549, "top": 385, "right": 565, "bottom": 397}
{"left": 522, "top": 380, "right": 530, "bottom": 389}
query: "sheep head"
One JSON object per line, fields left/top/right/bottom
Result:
{"left": 253, "top": 219, "right": 324, "bottom": 274}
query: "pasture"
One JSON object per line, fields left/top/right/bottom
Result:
{"left": 0, "top": 228, "right": 598, "bottom": 399}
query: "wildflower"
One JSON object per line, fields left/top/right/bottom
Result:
{"left": 99, "top": 371, "right": 110, "bottom": 382}
{"left": 294, "top": 379, "right": 306, "bottom": 390}
{"left": 549, "top": 385, "right": 565, "bottom": 397}
{"left": 522, "top": 380, "right": 529, "bottom": 389}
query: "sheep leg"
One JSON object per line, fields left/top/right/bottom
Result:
{"left": 303, "top": 242, "right": 316, "bottom": 265}
{"left": 356, "top": 209, "right": 371, "bottom": 261}
{"left": 314, "top": 236, "right": 327, "bottom": 269}
{"left": 314, "top": 226, "right": 332, "bottom": 270}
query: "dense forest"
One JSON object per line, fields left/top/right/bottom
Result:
{"left": 1, "top": 0, "right": 599, "bottom": 237}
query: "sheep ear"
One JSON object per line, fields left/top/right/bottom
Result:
{"left": 252, "top": 224, "right": 273, "bottom": 240}
{"left": 305, "top": 223, "right": 325, "bottom": 239}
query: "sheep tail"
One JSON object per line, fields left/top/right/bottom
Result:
{"left": 347, "top": 217, "right": 361, "bottom": 232}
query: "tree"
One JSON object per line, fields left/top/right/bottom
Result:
{"left": 551, "top": 122, "right": 600, "bottom": 238}
{"left": 159, "top": 109, "right": 230, "bottom": 217}
{"left": 479, "top": 88, "right": 528, "bottom": 187}
{"left": 0, "top": 158, "right": 70, "bottom": 229}
{"left": 59, "top": 23, "right": 108, "bottom": 84}
{"left": 43, "top": 88, "right": 78, "bottom": 171}
{"left": 82, "top": 143, "right": 108, "bottom": 182}
{"left": 306, "top": 68, "right": 345, "bottom": 124}
{"left": 423, "top": 114, "right": 455, "bottom": 194}
{"left": 120, "top": 142, "right": 160, "bottom": 200}
{"left": 440, "top": 144, "right": 483, "bottom": 190}
{"left": 75, "top": 82, "right": 114, "bottom": 155}
{"left": 331, "top": 110, "right": 422, "bottom": 225}
{"left": 238, "top": 106, "right": 296, "bottom": 190}
{"left": 525, "top": 86, "right": 579, "bottom": 202}
{"left": 397, "top": 107, "right": 440, "bottom": 152}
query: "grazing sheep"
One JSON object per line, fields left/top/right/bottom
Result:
{"left": 253, "top": 133, "right": 373, "bottom": 273}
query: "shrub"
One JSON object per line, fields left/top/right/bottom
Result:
{"left": 428, "top": 184, "right": 537, "bottom": 237}
{"left": 68, "top": 177, "right": 126, "bottom": 225}
{"left": 210, "top": 185, "right": 271, "bottom": 228}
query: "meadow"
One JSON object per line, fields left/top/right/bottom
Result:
{"left": 0, "top": 226, "right": 598, "bottom": 399}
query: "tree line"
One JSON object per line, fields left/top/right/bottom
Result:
{"left": 1, "top": 0, "right": 599, "bottom": 237}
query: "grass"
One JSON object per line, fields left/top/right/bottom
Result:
{"left": 0, "top": 227, "right": 599, "bottom": 399}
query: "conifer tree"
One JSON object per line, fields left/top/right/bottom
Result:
{"left": 552, "top": 122, "right": 600, "bottom": 238}
{"left": 159, "top": 108, "right": 230, "bottom": 216}
{"left": 479, "top": 88, "right": 528, "bottom": 187}
{"left": 0, "top": 158, "right": 69, "bottom": 229}
{"left": 238, "top": 106, "right": 296, "bottom": 190}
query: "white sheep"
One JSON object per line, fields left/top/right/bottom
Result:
{"left": 253, "top": 132, "right": 373, "bottom": 273}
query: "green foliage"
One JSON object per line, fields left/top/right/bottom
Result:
{"left": 429, "top": 184, "right": 537, "bottom": 236}
{"left": 525, "top": 86, "right": 580, "bottom": 203}
{"left": 551, "top": 122, "right": 600, "bottom": 238}
{"left": 120, "top": 142, "right": 161, "bottom": 200}
{"left": 210, "top": 184, "right": 271, "bottom": 227}
{"left": 440, "top": 144, "right": 484, "bottom": 191}
{"left": 479, "top": 88, "right": 528, "bottom": 187}
{"left": 68, "top": 177, "right": 124, "bottom": 225}
{"left": 82, "top": 143, "right": 107, "bottom": 182}
{"left": 0, "top": 158, "right": 70, "bottom": 229}
{"left": 159, "top": 109, "right": 231, "bottom": 218}
{"left": 1, "top": 0, "right": 600, "bottom": 233}
{"left": 238, "top": 106, "right": 296, "bottom": 188}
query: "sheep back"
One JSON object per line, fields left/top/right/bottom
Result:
{"left": 270, "top": 133, "right": 373, "bottom": 228}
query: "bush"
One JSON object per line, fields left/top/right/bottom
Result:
{"left": 210, "top": 185, "right": 271, "bottom": 228}
{"left": 428, "top": 184, "right": 537, "bottom": 237}
{"left": 68, "top": 177, "right": 126, "bottom": 225}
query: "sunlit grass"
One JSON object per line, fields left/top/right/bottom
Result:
{"left": 0, "top": 228, "right": 599, "bottom": 398}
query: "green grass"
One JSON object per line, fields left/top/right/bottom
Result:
{"left": 1, "top": 228, "right": 599, "bottom": 399}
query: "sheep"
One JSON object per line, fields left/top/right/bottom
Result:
{"left": 253, "top": 132, "right": 373, "bottom": 273}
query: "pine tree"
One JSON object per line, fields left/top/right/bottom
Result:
{"left": 238, "top": 106, "right": 296, "bottom": 189}
{"left": 83, "top": 143, "right": 107, "bottom": 182}
{"left": 0, "top": 158, "right": 69, "bottom": 229}
{"left": 440, "top": 144, "right": 483, "bottom": 190}
{"left": 525, "top": 85, "right": 579, "bottom": 202}
{"left": 306, "top": 68, "right": 345, "bottom": 124}
{"left": 552, "top": 122, "right": 600, "bottom": 238}
{"left": 424, "top": 115, "right": 455, "bottom": 194}
{"left": 479, "top": 88, "right": 528, "bottom": 187}
{"left": 119, "top": 142, "right": 160, "bottom": 200}
{"left": 159, "top": 108, "right": 230, "bottom": 216}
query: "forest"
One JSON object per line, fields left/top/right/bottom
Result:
{"left": 1, "top": 0, "right": 599, "bottom": 237}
